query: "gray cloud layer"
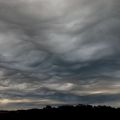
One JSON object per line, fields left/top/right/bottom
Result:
{"left": 0, "top": 0, "right": 120, "bottom": 109}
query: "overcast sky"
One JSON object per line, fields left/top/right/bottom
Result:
{"left": 0, "top": 0, "right": 120, "bottom": 110}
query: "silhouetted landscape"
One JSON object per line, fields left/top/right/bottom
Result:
{"left": 0, "top": 104, "right": 120, "bottom": 119}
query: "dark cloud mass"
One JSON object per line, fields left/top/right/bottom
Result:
{"left": 0, "top": 0, "right": 120, "bottom": 110}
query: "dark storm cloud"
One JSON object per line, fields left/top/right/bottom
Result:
{"left": 0, "top": 0, "right": 120, "bottom": 109}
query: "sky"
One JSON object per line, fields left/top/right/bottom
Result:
{"left": 0, "top": 0, "right": 120, "bottom": 110}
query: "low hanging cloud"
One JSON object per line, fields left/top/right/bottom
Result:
{"left": 0, "top": 0, "right": 120, "bottom": 109}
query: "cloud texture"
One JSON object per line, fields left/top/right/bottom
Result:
{"left": 0, "top": 0, "right": 120, "bottom": 109}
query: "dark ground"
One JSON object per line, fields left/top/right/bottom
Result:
{"left": 0, "top": 104, "right": 120, "bottom": 119}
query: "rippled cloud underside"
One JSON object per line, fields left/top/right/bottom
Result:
{"left": 0, "top": 0, "right": 120, "bottom": 110}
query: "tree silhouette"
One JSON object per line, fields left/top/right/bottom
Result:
{"left": 0, "top": 104, "right": 119, "bottom": 119}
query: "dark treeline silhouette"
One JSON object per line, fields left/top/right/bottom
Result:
{"left": 0, "top": 104, "right": 120, "bottom": 119}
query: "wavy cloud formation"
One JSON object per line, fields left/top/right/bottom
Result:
{"left": 0, "top": 0, "right": 120, "bottom": 109}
